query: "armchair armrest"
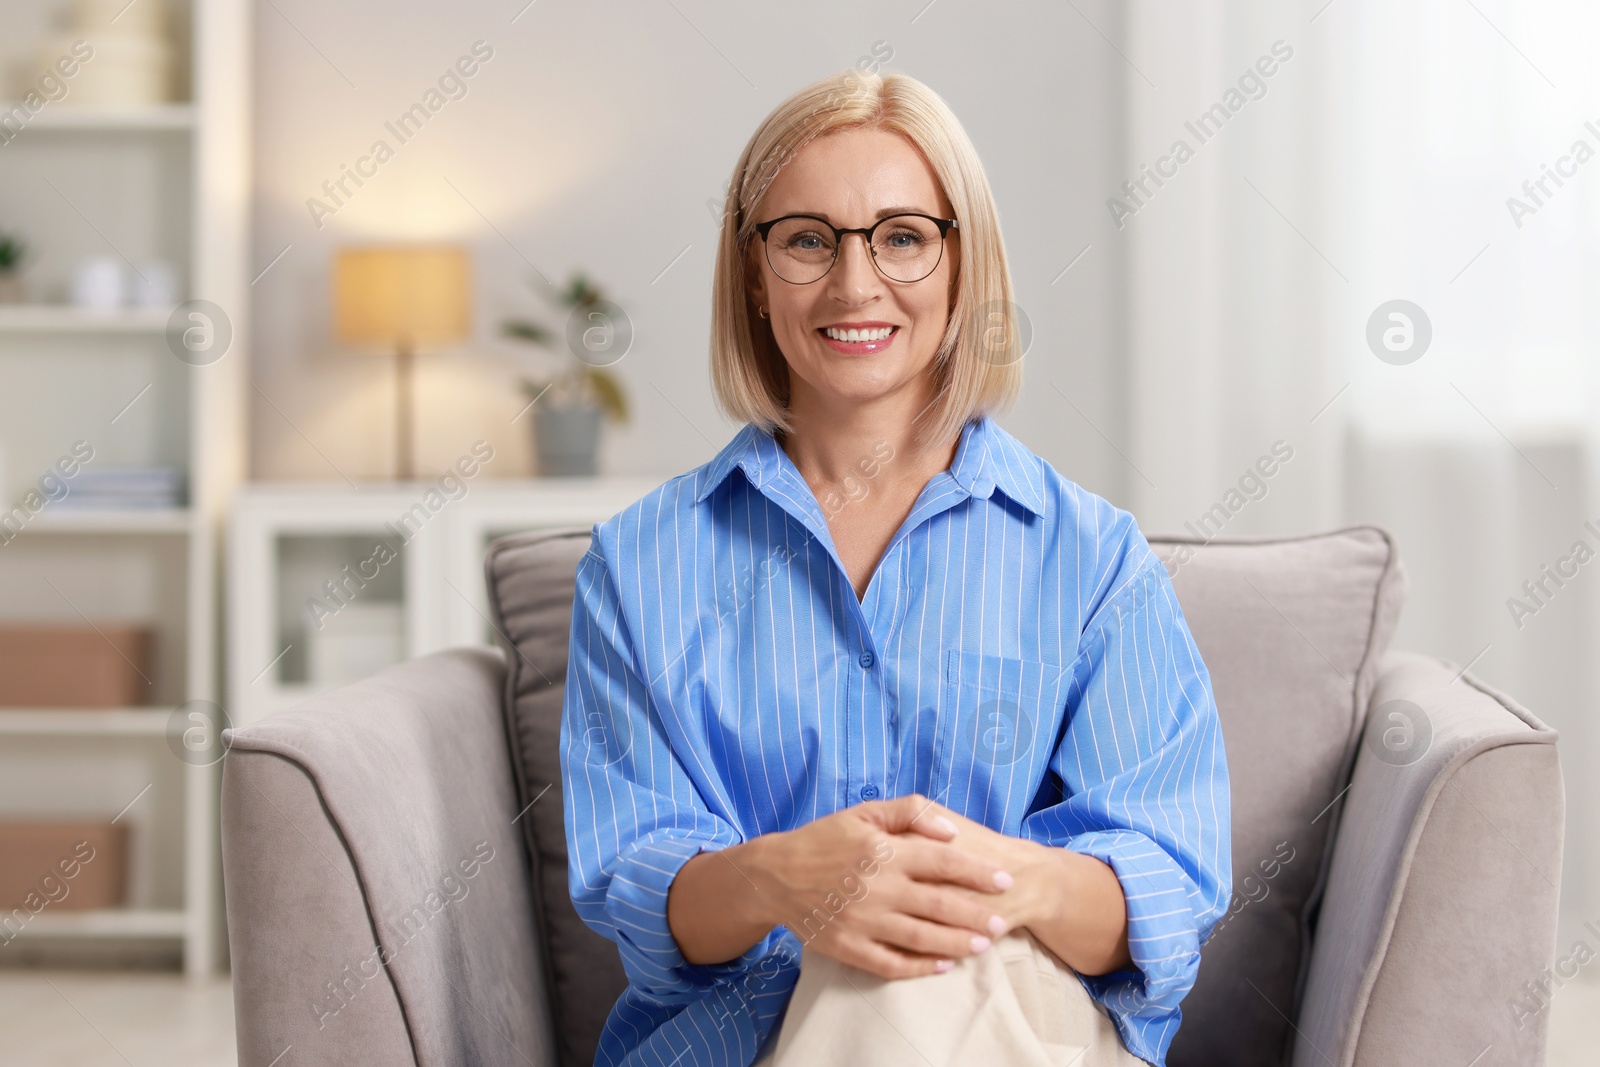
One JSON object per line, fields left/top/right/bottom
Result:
{"left": 221, "top": 647, "right": 557, "bottom": 1067}
{"left": 1293, "top": 650, "right": 1564, "bottom": 1067}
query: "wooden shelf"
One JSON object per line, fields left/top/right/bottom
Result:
{"left": 1, "top": 103, "right": 195, "bottom": 132}
{"left": 0, "top": 709, "right": 170, "bottom": 737}
{"left": 0, "top": 305, "right": 173, "bottom": 334}
{"left": 9, "top": 909, "right": 187, "bottom": 938}
{"left": 20, "top": 508, "right": 193, "bottom": 535}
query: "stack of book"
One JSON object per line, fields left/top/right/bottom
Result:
{"left": 57, "top": 466, "right": 184, "bottom": 510}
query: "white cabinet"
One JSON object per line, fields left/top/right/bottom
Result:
{"left": 227, "top": 479, "right": 658, "bottom": 728}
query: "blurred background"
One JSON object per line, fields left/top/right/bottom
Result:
{"left": 0, "top": 0, "right": 1594, "bottom": 1062}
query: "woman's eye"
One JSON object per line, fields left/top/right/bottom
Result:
{"left": 884, "top": 230, "right": 924, "bottom": 248}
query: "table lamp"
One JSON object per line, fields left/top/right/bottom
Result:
{"left": 333, "top": 245, "right": 471, "bottom": 481}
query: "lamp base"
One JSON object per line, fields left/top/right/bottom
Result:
{"left": 395, "top": 344, "right": 414, "bottom": 481}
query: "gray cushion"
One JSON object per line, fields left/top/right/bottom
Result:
{"left": 1149, "top": 528, "right": 1406, "bottom": 1067}
{"left": 486, "top": 529, "right": 628, "bottom": 1067}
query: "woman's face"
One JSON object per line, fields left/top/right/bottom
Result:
{"left": 746, "top": 126, "right": 959, "bottom": 418}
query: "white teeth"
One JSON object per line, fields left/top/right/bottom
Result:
{"left": 824, "top": 326, "right": 895, "bottom": 342}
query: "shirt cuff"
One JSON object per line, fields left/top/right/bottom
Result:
{"left": 604, "top": 833, "right": 772, "bottom": 1000}
{"left": 1064, "top": 828, "right": 1203, "bottom": 1015}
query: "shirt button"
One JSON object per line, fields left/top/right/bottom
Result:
{"left": 858, "top": 651, "right": 875, "bottom": 668}
{"left": 860, "top": 784, "right": 879, "bottom": 800}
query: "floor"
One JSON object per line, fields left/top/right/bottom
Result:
{"left": 1545, "top": 974, "right": 1600, "bottom": 1065}
{"left": 0, "top": 968, "right": 1595, "bottom": 1064}
{"left": 0, "top": 970, "right": 237, "bottom": 1066}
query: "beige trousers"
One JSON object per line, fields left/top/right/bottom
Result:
{"left": 753, "top": 930, "right": 1151, "bottom": 1066}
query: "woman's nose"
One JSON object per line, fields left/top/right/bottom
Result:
{"left": 828, "top": 231, "right": 882, "bottom": 294}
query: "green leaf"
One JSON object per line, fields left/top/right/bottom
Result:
{"left": 566, "top": 271, "right": 604, "bottom": 308}
{"left": 502, "top": 320, "right": 555, "bottom": 346}
{"left": 0, "top": 233, "right": 24, "bottom": 271}
{"left": 586, "top": 368, "right": 629, "bottom": 423}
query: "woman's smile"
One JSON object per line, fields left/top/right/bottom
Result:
{"left": 817, "top": 320, "right": 900, "bottom": 355}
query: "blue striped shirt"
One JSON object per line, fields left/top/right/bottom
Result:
{"left": 561, "top": 414, "right": 1231, "bottom": 1067}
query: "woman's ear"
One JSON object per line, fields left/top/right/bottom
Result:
{"left": 743, "top": 241, "right": 767, "bottom": 313}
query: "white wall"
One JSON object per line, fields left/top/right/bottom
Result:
{"left": 248, "top": 0, "right": 1132, "bottom": 503}
{"left": 1122, "top": 0, "right": 1599, "bottom": 945}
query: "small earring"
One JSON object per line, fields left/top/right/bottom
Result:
{"left": 758, "top": 305, "right": 769, "bottom": 319}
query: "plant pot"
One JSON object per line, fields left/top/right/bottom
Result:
{"left": 534, "top": 405, "right": 603, "bottom": 477}
{"left": 0, "top": 273, "right": 24, "bottom": 304}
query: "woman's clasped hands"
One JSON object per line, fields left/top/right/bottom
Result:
{"left": 737, "top": 794, "right": 1060, "bottom": 980}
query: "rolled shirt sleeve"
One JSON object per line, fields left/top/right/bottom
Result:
{"left": 563, "top": 544, "right": 776, "bottom": 1004}
{"left": 1023, "top": 550, "right": 1232, "bottom": 1063}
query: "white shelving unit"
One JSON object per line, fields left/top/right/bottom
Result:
{"left": 228, "top": 480, "right": 657, "bottom": 728}
{"left": 17, "top": 103, "right": 197, "bottom": 131}
{"left": 24, "top": 507, "right": 194, "bottom": 533}
{"left": 0, "top": 709, "right": 172, "bottom": 736}
{"left": 0, "top": 305, "right": 174, "bottom": 332}
{"left": 0, "top": 0, "right": 250, "bottom": 977}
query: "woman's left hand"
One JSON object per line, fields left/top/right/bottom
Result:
{"left": 900, "top": 798, "right": 1134, "bottom": 974}
{"left": 897, "top": 800, "right": 1068, "bottom": 937}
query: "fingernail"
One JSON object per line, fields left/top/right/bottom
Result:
{"left": 970, "top": 935, "right": 991, "bottom": 953}
{"left": 935, "top": 959, "right": 954, "bottom": 973}
{"left": 934, "top": 815, "right": 958, "bottom": 835}
{"left": 993, "top": 870, "right": 1014, "bottom": 890}
{"left": 988, "top": 914, "right": 1007, "bottom": 937}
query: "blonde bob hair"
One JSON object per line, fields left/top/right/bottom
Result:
{"left": 709, "top": 69, "right": 1023, "bottom": 452}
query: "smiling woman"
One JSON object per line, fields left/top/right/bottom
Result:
{"left": 710, "top": 70, "right": 1023, "bottom": 457}
{"left": 560, "top": 68, "right": 1230, "bottom": 1067}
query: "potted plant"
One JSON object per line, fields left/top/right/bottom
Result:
{"left": 0, "top": 231, "right": 26, "bottom": 304}
{"left": 502, "top": 271, "right": 630, "bottom": 477}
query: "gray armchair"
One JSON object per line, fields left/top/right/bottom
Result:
{"left": 221, "top": 526, "right": 1563, "bottom": 1066}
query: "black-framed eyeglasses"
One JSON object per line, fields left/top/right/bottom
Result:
{"left": 752, "top": 212, "right": 958, "bottom": 284}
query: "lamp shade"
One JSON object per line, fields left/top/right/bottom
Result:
{"left": 333, "top": 245, "right": 471, "bottom": 352}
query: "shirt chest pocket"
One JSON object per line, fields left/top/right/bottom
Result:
{"left": 933, "top": 649, "right": 1073, "bottom": 817}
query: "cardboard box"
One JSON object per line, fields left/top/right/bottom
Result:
{"left": 0, "top": 624, "right": 153, "bottom": 707}
{"left": 0, "top": 822, "right": 129, "bottom": 913}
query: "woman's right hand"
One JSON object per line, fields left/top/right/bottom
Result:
{"left": 741, "top": 793, "right": 1015, "bottom": 979}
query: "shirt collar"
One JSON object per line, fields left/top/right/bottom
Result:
{"left": 947, "top": 414, "right": 1046, "bottom": 517}
{"left": 695, "top": 415, "right": 1045, "bottom": 518}
{"left": 694, "top": 423, "right": 786, "bottom": 502}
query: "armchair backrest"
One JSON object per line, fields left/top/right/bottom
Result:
{"left": 1147, "top": 530, "right": 1406, "bottom": 1066}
